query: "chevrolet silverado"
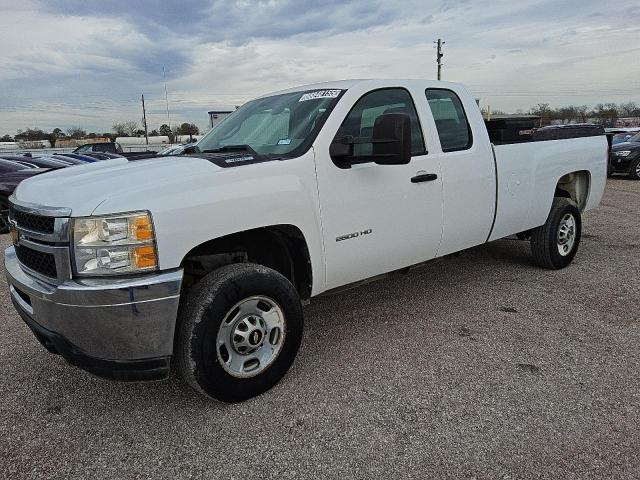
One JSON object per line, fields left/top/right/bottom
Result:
{"left": 4, "top": 79, "right": 607, "bottom": 402}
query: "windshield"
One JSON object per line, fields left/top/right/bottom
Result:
{"left": 628, "top": 132, "right": 640, "bottom": 143}
{"left": 196, "top": 89, "right": 344, "bottom": 157}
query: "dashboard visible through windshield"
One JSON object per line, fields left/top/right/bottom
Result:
{"left": 196, "top": 89, "right": 345, "bottom": 158}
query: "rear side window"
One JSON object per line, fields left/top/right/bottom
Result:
{"left": 425, "top": 89, "right": 472, "bottom": 152}
{"left": 337, "top": 88, "right": 426, "bottom": 157}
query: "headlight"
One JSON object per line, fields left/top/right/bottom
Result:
{"left": 614, "top": 151, "right": 631, "bottom": 157}
{"left": 72, "top": 211, "right": 158, "bottom": 276}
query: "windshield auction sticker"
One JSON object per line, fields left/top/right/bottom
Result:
{"left": 299, "top": 90, "right": 342, "bottom": 102}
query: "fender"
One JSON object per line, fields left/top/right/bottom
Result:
{"left": 92, "top": 150, "right": 328, "bottom": 296}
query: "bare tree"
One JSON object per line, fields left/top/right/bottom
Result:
{"left": 529, "top": 103, "right": 553, "bottom": 125}
{"left": 112, "top": 121, "right": 139, "bottom": 137}
{"left": 618, "top": 102, "right": 639, "bottom": 118}
{"left": 66, "top": 127, "right": 86, "bottom": 139}
{"left": 576, "top": 105, "right": 589, "bottom": 123}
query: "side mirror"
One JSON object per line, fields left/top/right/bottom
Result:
{"left": 329, "top": 135, "right": 354, "bottom": 165}
{"left": 371, "top": 113, "right": 411, "bottom": 165}
{"left": 329, "top": 113, "right": 412, "bottom": 168}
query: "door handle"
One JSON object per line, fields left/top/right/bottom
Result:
{"left": 410, "top": 173, "right": 438, "bottom": 183}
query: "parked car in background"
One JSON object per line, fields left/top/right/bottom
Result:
{"left": 73, "top": 142, "right": 125, "bottom": 154}
{"left": 605, "top": 128, "right": 640, "bottom": 149}
{"left": 53, "top": 153, "right": 101, "bottom": 163}
{"left": 1, "top": 166, "right": 61, "bottom": 233}
{"left": 612, "top": 132, "right": 638, "bottom": 145}
{"left": 0, "top": 154, "right": 91, "bottom": 233}
{"left": 1, "top": 154, "right": 83, "bottom": 169}
{"left": 73, "top": 142, "right": 156, "bottom": 158}
{"left": 609, "top": 131, "right": 640, "bottom": 179}
{"left": 0, "top": 158, "right": 31, "bottom": 174}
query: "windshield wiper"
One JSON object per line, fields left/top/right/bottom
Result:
{"left": 202, "top": 144, "right": 257, "bottom": 154}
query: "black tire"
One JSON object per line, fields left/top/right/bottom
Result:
{"left": 0, "top": 196, "right": 9, "bottom": 235}
{"left": 530, "top": 197, "right": 582, "bottom": 269}
{"left": 629, "top": 158, "right": 640, "bottom": 180}
{"left": 176, "top": 263, "right": 303, "bottom": 402}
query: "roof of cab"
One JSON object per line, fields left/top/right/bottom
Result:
{"left": 259, "top": 79, "right": 465, "bottom": 99}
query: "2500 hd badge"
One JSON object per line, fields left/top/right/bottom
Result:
{"left": 336, "top": 229, "right": 373, "bottom": 242}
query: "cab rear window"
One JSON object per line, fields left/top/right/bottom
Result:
{"left": 425, "top": 89, "right": 473, "bottom": 152}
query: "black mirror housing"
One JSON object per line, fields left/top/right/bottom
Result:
{"left": 329, "top": 136, "right": 354, "bottom": 158}
{"left": 329, "top": 113, "right": 412, "bottom": 168}
{"left": 371, "top": 113, "right": 411, "bottom": 165}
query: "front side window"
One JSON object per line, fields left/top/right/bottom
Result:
{"left": 335, "top": 88, "right": 426, "bottom": 158}
{"left": 196, "top": 89, "right": 344, "bottom": 158}
{"left": 425, "top": 89, "right": 473, "bottom": 152}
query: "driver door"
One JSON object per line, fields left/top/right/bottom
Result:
{"left": 314, "top": 88, "right": 444, "bottom": 289}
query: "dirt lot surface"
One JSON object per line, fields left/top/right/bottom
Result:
{"left": 1, "top": 178, "right": 638, "bottom": 479}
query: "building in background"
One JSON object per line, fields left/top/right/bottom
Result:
{"left": 208, "top": 106, "right": 237, "bottom": 129}
{"left": 56, "top": 137, "right": 111, "bottom": 148}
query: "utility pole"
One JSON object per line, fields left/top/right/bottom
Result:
{"left": 163, "top": 66, "right": 171, "bottom": 131}
{"left": 435, "top": 39, "right": 445, "bottom": 80}
{"left": 141, "top": 93, "right": 149, "bottom": 145}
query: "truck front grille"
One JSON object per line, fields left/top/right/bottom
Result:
{"left": 15, "top": 244, "right": 58, "bottom": 279}
{"left": 10, "top": 207, "right": 55, "bottom": 234}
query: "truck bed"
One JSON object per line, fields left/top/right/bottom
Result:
{"left": 488, "top": 135, "right": 608, "bottom": 241}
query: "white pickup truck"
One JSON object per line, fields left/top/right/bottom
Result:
{"left": 4, "top": 79, "right": 607, "bottom": 402}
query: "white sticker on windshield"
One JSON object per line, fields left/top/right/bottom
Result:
{"left": 299, "top": 90, "right": 342, "bottom": 102}
{"left": 277, "top": 138, "right": 292, "bottom": 145}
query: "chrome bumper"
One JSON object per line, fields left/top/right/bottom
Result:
{"left": 5, "top": 246, "right": 183, "bottom": 366}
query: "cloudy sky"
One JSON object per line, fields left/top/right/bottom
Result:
{"left": 1, "top": 0, "right": 639, "bottom": 134}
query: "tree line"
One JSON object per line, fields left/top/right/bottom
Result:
{"left": 111, "top": 121, "right": 199, "bottom": 142}
{"left": 483, "top": 101, "right": 640, "bottom": 127}
{"left": 1, "top": 122, "right": 201, "bottom": 146}
{"left": 3, "top": 100, "right": 639, "bottom": 145}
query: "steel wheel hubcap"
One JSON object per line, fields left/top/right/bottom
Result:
{"left": 557, "top": 213, "right": 576, "bottom": 256}
{"left": 216, "top": 296, "right": 286, "bottom": 378}
{"left": 636, "top": 162, "right": 640, "bottom": 176}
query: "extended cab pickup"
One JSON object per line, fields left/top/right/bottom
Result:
{"left": 4, "top": 80, "right": 607, "bottom": 402}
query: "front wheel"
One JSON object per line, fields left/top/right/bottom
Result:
{"left": 530, "top": 198, "right": 582, "bottom": 269}
{"left": 176, "top": 263, "right": 303, "bottom": 402}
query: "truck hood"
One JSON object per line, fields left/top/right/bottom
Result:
{"left": 13, "top": 156, "right": 223, "bottom": 216}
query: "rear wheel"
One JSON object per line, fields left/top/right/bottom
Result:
{"left": 176, "top": 263, "right": 303, "bottom": 402}
{"left": 530, "top": 198, "right": 582, "bottom": 269}
{"left": 629, "top": 158, "right": 640, "bottom": 180}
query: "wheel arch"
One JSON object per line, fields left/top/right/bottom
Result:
{"left": 179, "top": 224, "right": 313, "bottom": 300}
{"left": 555, "top": 170, "right": 591, "bottom": 212}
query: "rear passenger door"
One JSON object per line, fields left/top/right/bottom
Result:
{"left": 315, "top": 88, "right": 444, "bottom": 289}
{"left": 424, "top": 88, "right": 496, "bottom": 256}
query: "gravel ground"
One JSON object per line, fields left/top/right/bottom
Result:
{"left": 0, "top": 178, "right": 638, "bottom": 480}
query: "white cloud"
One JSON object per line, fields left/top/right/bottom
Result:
{"left": 0, "top": 0, "right": 639, "bottom": 133}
